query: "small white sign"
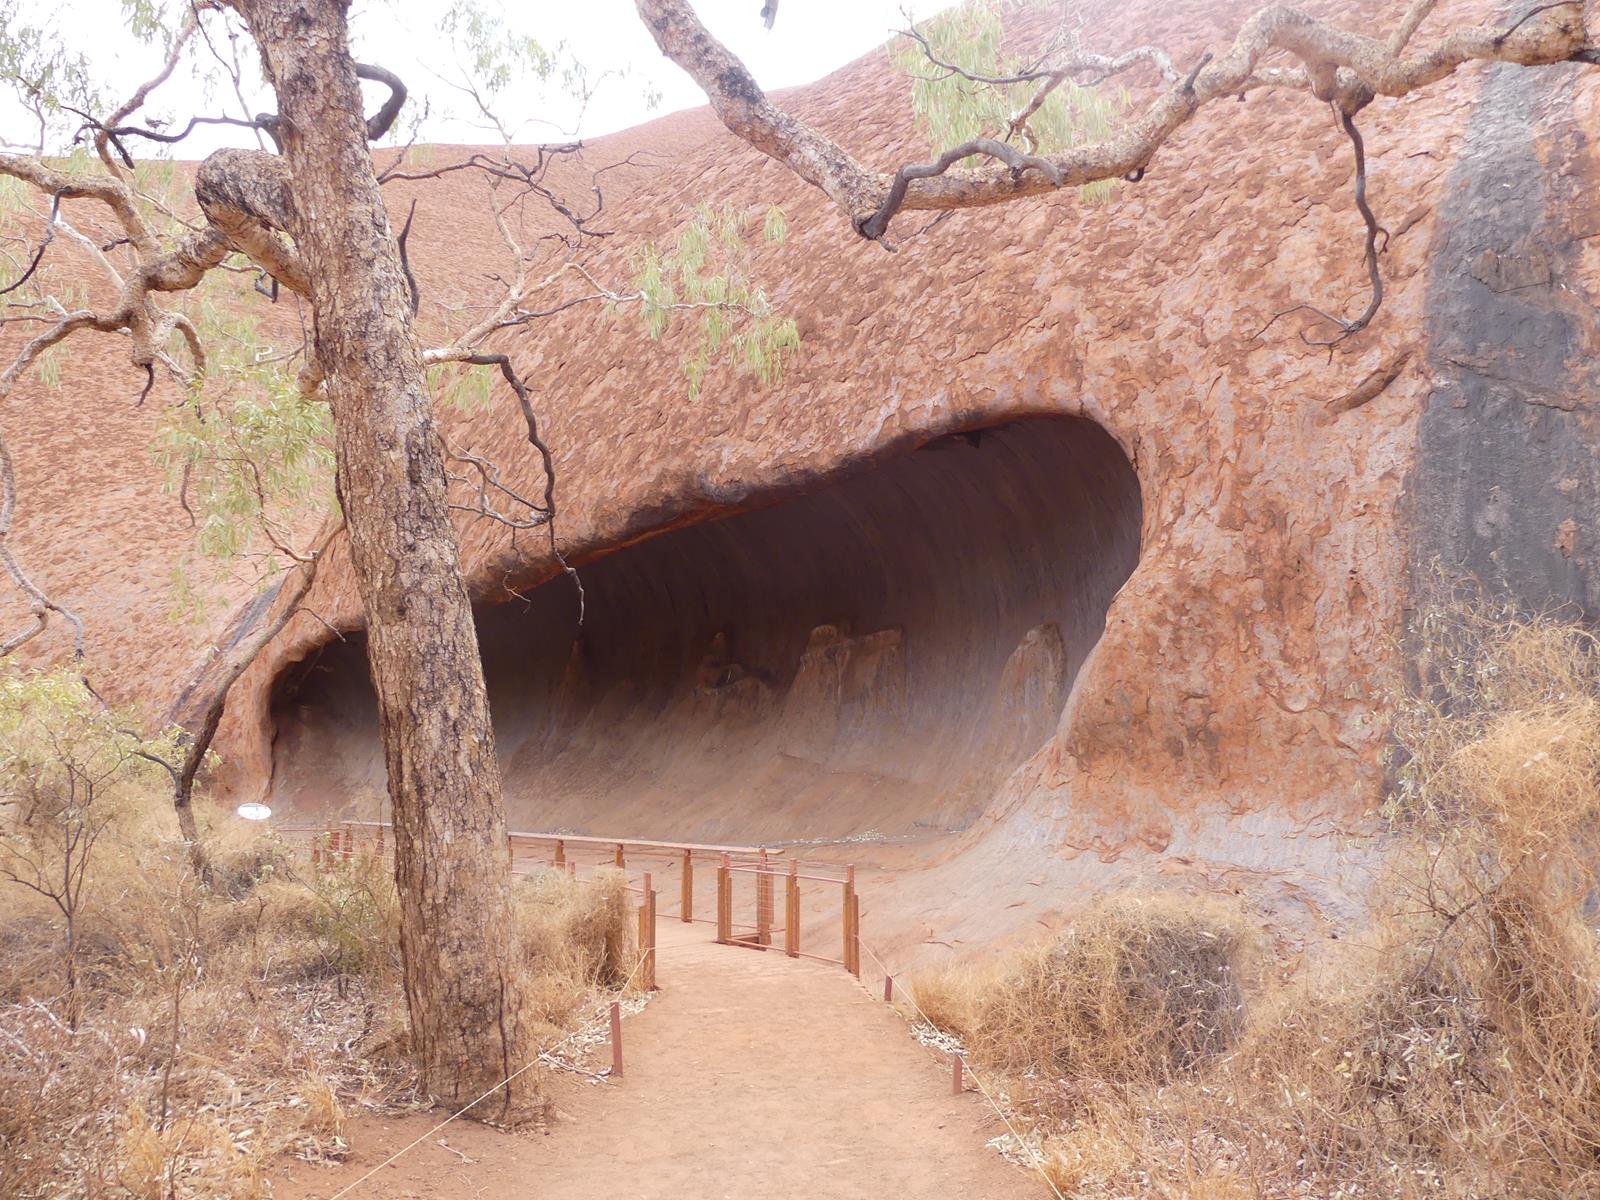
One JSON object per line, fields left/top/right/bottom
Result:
{"left": 236, "top": 803, "right": 273, "bottom": 822}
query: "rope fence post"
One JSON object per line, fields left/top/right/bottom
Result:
{"left": 785, "top": 858, "right": 799, "bottom": 958}
{"left": 842, "top": 865, "right": 859, "bottom": 976}
{"left": 638, "top": 871, "right": 657, "bottom": 991}
{"left": 884, "top": 974, "right": 893, "bottom": 1002}
{"left": 716, "top": 852, "right": 732, "bottom": 945}
{"left": 609, "top": 1000, "right": 623, "bottom": 1079}
{"left": 613, "top": 842, "right": 625, "bottom": 870}
{"left": 952, "top": 1052, "right": 964, "bottom": 1095}
{"left": 554, "top": 838, "right": 565, "bottom": 869}
{"left": 680, "top": 847, "right": 693, "bottom": 923}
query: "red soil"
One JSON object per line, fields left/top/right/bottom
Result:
{"left": 275, "top": 923, "right": 1033, "bottom": 1200}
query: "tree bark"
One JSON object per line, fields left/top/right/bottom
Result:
{"left": 165, "top": 541, "right": 328, "bottom": 851}
{"left": 229, "top": 0, "right": 534, "bottom": 1113}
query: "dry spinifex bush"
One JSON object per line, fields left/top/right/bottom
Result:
{"left": 911, "top": 892, "right": 1260, "bottom": 1085}
{"left": 913, "top": 594, "right": 1600, "bottom": 1199}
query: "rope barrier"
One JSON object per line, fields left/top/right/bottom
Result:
{"left": 855, "top": 937, "right": 1069, "bottom": 1200}
{"left": 326, "top": 927, "right": 655, "bottom": 1200}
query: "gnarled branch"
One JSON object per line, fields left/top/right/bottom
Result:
{"left": 636, "top": 0, "right": 1593, "bottom": 236}
{"left": 356, "top": 62, "right": 408, "bottom": 141}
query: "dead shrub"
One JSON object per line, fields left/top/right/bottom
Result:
{"left": 0, "top": 807, "right": 639, "bottom": 1196}
{"left": 1311, "top": 599, "right": 1600, "bottom": 1193}
{"left": 513, "top": 866, "right": 632, "bottom": 983}
{"left": 291, "top": 850, "right": 402, "bottom": 982}
{"left": 913, "top": 893, "right": 1259, "bottom": 1085}
{"left": 913, "top": 594, "right": 1600, "bottom": 1199}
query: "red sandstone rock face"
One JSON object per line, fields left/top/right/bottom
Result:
{"left": 4, "top": 0, "right": 1599, "bottom": 930}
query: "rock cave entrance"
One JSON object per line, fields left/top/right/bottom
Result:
{"left": 268, "top": 416, "right": 1143, "bottom": 843}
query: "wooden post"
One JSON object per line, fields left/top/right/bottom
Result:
{"left": 884, "top": 974, "right": 894, "bottom": 1002}
{"left": 610, "top": 1001, "right": 623, "bottom": 1079}
{"left": 842, "top": 865, "right": 856, "bottom": 974}
{"left": 638, "top": 869, "right": 649, "bottom": 975}
{"left": 847, "top": 891, "right": 861, "bottom": 977}
{"left": 614, "top": 842, "right": 625, "bottom": 870}
{"left": 554, "top": 838, "right": 565, "bottom": 868}
{"left": 855, "top": 893, "right": 862, "bottom": 976}
{"left": 785, "top": 859, "right": 799, "bottom": 958}
{"left": 756, "top": 848, "right": 773, "bottom": 947}
{"left": 716, "top": 853, "right": 732, "bottom": 945}
{"left": 952, "top": 1053, "right": 964, "bottom": 1095}
{"left": 637, "top": 872, "right": 656, "bottom": 992}
{"left": 680, "top": 848, "right": 693, "bottom": 923}
{"left": 645, "top": 881, "right": 657, "bottom": 990}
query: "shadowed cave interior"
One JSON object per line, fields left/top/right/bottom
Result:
{"left": 267, "top": 416, "right": 1143, "bottom": 844}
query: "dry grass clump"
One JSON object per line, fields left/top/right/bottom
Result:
{"left": 509, "top": 866, "right": 634, "bottom": 1034}
{"left": 0, "top": 826, "right": 410, "bottom": 1200}
{"left": 912, "top": 893, "right": 1259, "bottom": 1084}
{"left": 0, "top": 802, "right": 640, "bottom": 1197}
{"left": 916, "top": 596, "right": 1600, "bottom": 1199}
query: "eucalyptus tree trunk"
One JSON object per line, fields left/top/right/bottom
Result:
{"left": 229, "top": 0, "right": 534, "bottom": 1113}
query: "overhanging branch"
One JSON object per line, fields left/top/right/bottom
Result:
{"left": 635, "top": 0, "right": 1594, "bottom": 236}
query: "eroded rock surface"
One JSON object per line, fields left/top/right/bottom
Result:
{"left": 270, "top": 417, "right": 1141, "bottom": 840}
{"left": 4, "top": 0, "right": 1599, "bottom": 945}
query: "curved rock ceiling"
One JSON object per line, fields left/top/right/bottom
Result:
{"left": 268, "top": 417, "right": 1141, "bottom": 842}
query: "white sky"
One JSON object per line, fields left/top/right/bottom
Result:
{"left": 3, "top": 0, "right": 946, "bottom": 154}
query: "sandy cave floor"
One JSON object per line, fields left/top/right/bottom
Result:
{"left": 273, "top": 921, "right": 1035, "bottom": 1200}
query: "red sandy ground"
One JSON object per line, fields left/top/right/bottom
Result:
{"left": 274, "top": 922, "right": 1034, "bottom": 1200}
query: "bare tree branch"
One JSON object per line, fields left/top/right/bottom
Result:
{"left": 0, "top": 191, "right": 61, "bottom": 298}
{"left": 429, "top": 350, "right": 585, "bottom": 620}
{"left": 164, "top": 527, "right": 340, "bottom": 845}
{"left": 0, "top": 407, "right": 85, "bottom": 659}
{"left": 356, "top": 62, "right": 409, "bottom": 141}
{"left": 635, "top": 0, "right": 1594, "bottom": 237}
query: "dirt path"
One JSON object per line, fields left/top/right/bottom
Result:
{"left": 278, "top": 922, "right": 1033, "bottom": 1199}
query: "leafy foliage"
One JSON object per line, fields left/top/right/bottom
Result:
{"left": 120, "top": 0, "right": 175, "bottom": 47}
{"left": 890, "top": 0, "right": 1126, "bottom": 202}
{"left": 0, "top": 667, "right": 182, "bottom": 814}
{"left": 154, "top": 289, "right": 334, "bottom": 564}
{"left": 633, "top": 204, "right": 799, "bottom": 401}
{"left": 0, "top": 666, "right": 185, "bottom": 1023}
{"left": 441, "top": 0, "right": 559, "bottom": 97}
{"left": 0, "top": 0, "right": 102, "bottom": 152}
{"left": 427, "top": 361, "right": 493, "bottom": 415}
